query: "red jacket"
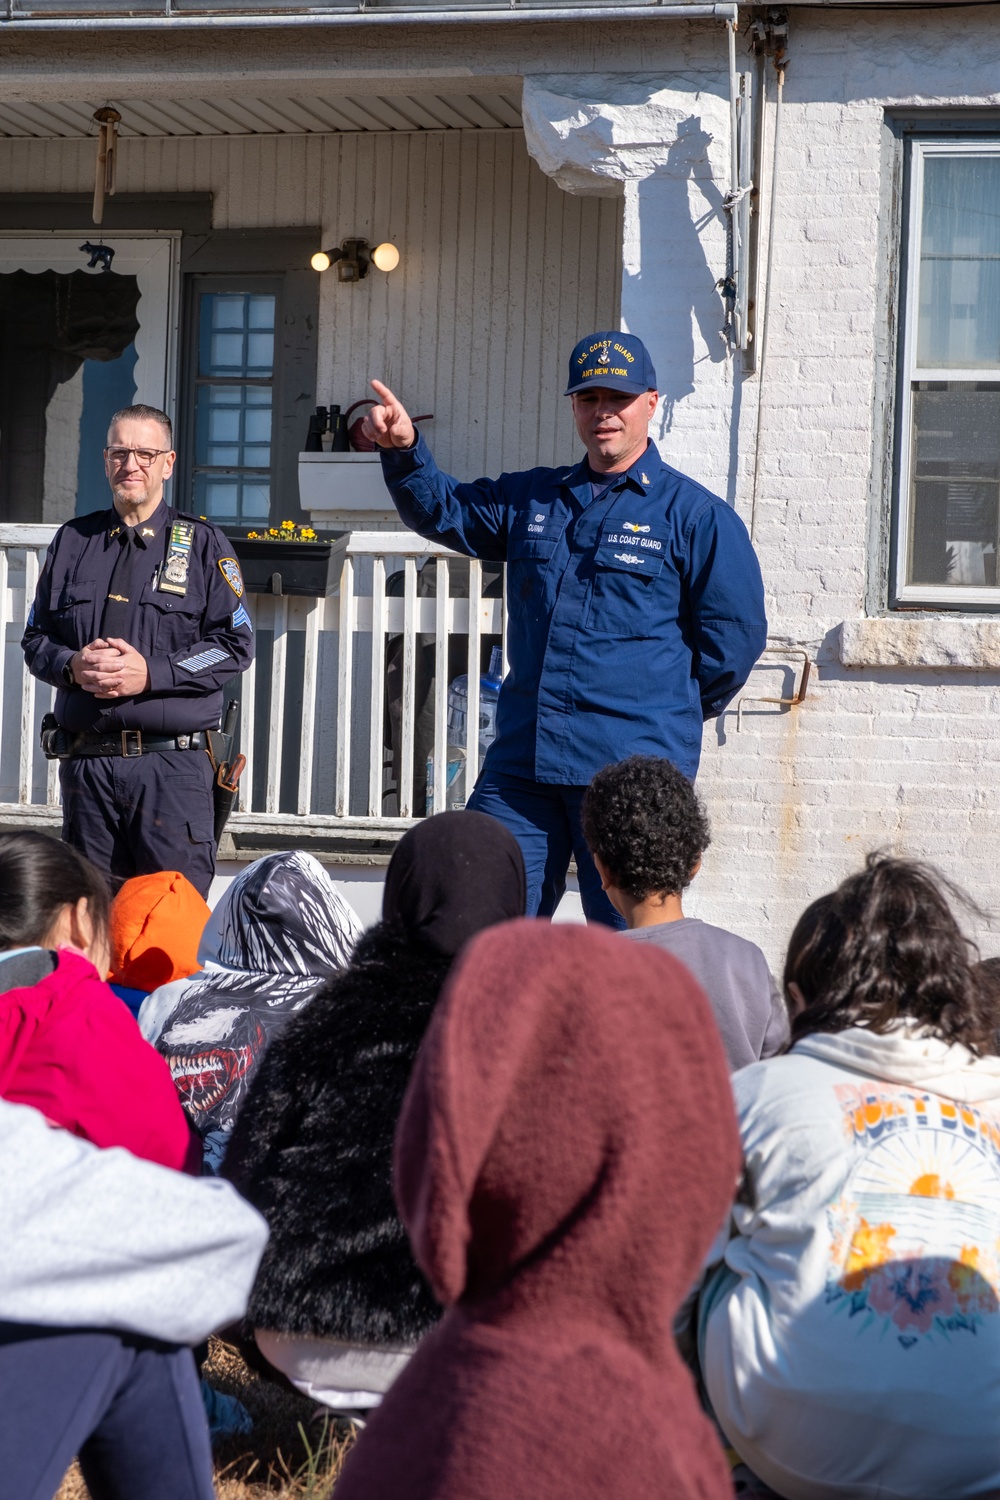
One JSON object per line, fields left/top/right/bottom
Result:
{"left": 335, "top": 920, "right": 740, "bottom": 1500}
{"left": 0, "top": 948, "right": 198, "bottom": 1173}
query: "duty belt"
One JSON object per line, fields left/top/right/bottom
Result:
{"left": 69, "top": 729, "right": 208, "bottom": 759}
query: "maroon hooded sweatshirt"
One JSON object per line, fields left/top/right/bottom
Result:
{"left": 333, "top": 919, "right": 739, "bottom": 1500}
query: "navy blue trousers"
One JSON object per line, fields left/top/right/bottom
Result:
{"left": 0, "top": 1323, "right": 215, "bottom": 1500}
{"left": 467, "top": 770, "right": 624, "bottom": 928}
{"left": 60, "top": 750, "right": 216, "bottom": 898}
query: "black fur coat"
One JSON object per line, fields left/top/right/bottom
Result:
{"left": 222, "top": 921, "right": 451, "bottom": 1345}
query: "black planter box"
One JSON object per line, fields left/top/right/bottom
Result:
{"left": 227, "top": 535, "right": 341, "bottom": 597}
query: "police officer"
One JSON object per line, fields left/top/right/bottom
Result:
{"left": 364, "top": 331, "right": 767, "bottom": 927}
{"left": 22, "top": 404, "right": 255, "bottom": 898}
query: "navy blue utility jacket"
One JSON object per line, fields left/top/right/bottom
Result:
{"left": 23, "top": 502, "right": 254, "bottom": 736}
{"left": 381, "top": 436, "right": 767, "bottom": 783}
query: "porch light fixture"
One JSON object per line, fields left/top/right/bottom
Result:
{"left": 310, "top": 238, "right": 400, "bottom": 281}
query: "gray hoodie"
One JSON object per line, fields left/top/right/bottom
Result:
{"left": 0, "top": 1096, "right": 268, "bottom": 1344}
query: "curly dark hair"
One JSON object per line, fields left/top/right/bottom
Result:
{"left": 786, "top": 852, "right": 998, "bottom": 1053}
{"left": 581, "top": 755, "right": 710, "bottom": 901}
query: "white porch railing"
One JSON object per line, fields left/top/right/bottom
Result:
{"left": 0, "top": 525, "right": 506, "bottom": 841}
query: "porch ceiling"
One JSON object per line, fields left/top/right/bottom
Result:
{"left": 0, "top": 90, "right": 523, "bottom": 136}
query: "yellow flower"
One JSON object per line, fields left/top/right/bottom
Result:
{"left": 269, "top": 528, "right": 279, "bottom": 537}
{"left": 281, "top": 520, "right": 294, "bottom": 531}
{"left": 302, "top": 528, "right": 316, "bottom": 539}
{"left": 247, "top": 531, "right": 259, "bottom": 539}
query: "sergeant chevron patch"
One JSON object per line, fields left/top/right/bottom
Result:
{"left": 177, "top": 647, "right": 231, "bottom": 674}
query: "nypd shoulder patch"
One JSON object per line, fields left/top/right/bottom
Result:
{"left": 219, "top": 557, "right": 244, "bottom": 598}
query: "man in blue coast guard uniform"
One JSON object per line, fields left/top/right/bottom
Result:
{"left": 22, "top": 404, "right": 255, "bottom": 898}
{"left": 364, "top": 332, "right": 767, "bottom": 926}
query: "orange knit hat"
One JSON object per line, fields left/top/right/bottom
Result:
{"left": 109, "top": 871, "right": 211, "bottom": 993}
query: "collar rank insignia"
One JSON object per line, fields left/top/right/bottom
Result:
{"left": 158, "top": 521, "right": 194, "bottom": 597}
{"left": 641, "top": 473, "right": 650, "bottom": 485}
{"left": 141, "top": 527, "right": 155, "bottom": 538}
{"left": 109, "top": 525, "right": 121, "bottom": 538}
{"left": 218, "top": 558, "right": 245, "bottom": 598}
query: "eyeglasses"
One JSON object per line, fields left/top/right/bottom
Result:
{"left": 104, "top": 447, "right": 171, "bottom": 468}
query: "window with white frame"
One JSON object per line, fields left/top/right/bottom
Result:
{"left": 896, "top": 141, "right": 1000, "bottom": 607}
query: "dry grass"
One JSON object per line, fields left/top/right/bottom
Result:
{"left": 55, "top": 1339, "right": 355, "bottom": 1500}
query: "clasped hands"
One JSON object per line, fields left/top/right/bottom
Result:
{"left": 68, "top": 638, "right": 151, "bottom": 700}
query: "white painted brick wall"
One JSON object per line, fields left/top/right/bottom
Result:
{"left": 633, "top": 14, "right": 1000, "bottom": 973}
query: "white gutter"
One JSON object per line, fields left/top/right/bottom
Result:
{"left": 2, "top": 1, "right": 736, "bottom": 25}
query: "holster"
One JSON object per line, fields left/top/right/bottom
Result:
{"left": 39, "top": 712, "right": 74, "bottom": 761}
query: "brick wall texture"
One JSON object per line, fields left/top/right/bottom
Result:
{"left": 653, "top": 12, "right": 1000, "bottom": 971}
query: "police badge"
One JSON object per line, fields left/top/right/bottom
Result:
{"left": 158, "top": 521, "right": 195, "bottom": 597}
{"left": 218, "top": 558, "right": 245, "bottom": 598}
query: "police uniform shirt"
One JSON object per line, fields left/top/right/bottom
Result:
{"left": 379, "top": 433, "right": 767, "bottom": 785}
{"left": 23, "top": 502, "right": 255, "bottom": 736}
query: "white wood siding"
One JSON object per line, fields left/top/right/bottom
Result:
{"left": 0, "top": 131, "right": 621, "bottom": 473}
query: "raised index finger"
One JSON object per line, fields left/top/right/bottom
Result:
{"left": 370, "top": 379, "right": 399, "bottom": 407}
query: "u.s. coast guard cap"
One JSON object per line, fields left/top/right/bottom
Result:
{"left": 564, "top": 330, "right": 657, "bottom": 396}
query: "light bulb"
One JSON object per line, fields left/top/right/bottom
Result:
{"left": 372, "top": 242, "right": 400, "bottom": 273}
{"left": 310, "top": 250, "right": 331, "bottom": 272}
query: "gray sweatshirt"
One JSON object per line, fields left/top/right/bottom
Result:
{"left": 0, "top": 1096, "right": 268, "bottom": 1344}
{"left": 623, "top": 917, "right": 789, "bottom": 1072}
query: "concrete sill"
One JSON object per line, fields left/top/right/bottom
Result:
{"left": 839, "top": 618, "right": 1000, "bottom": 670}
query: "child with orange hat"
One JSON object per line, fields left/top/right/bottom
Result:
{"left": 109, "top": 871, "right": 211, "bottom": 1017}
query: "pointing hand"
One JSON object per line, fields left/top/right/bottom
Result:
{"left": 363, "top": 380, "right": 416, "bottom": 451}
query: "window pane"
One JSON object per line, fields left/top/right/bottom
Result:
{"left": 908, "top": 383, "right": 1000, "bottom": 586}
{"left": 195, "top": 383, "right": 272, "bottom": 468}
{"left": 193, "top": 474, "right": 271, "bottom": 525}
{"left": 918, "top": 156, "right": 1000, "bottom": 368}
{"left": 241, "top": 482, "right": 271, "bottom": 518}
{"left": 196, "top": 475, "right": 241, "bottom": 523}
{"left": 199, "top": 292, "right": 276, "bottom": 377}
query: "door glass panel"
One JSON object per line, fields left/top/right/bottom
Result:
{"left": 0, "top": 269, "right": 139, "bottom": 524}
{"left": 192, "top": 289, "right": 275, "bottom": 526}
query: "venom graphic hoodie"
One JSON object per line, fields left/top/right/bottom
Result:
{"left": 139, "top": 852, "right": 362, "bottom": 1170}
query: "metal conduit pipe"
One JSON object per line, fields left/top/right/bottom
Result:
{"left": 1, "top": 0, "right": 736, "bottom": 24}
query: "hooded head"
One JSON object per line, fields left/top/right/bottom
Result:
{"left": 151, "top": 852, "right": 363, "bottom": 1151}
{"left": 198, "top": 850, "right": 361, "bottom": 977}
{"left": 382, "top": 811, "right": 526, "bottom": 959}
{"left": 109, "top": 871, "right": 210, "bottom": 993}
{"left": 394, "top": 919, "right": 740, "bottom": 1356}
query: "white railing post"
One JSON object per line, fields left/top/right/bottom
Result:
{"left": 238, "top": 596, "right": 257, "bottom": 813}
{"left": 367, "top": 556, "right": 387, "bottom": 818}
{"left": 265, "top": 595, "right": 288, "bottom": 814}
{"left": 335, "top": 554, "right": 355, "bottom": 819}
{"left": 398, "top": 556, "right": 418, "bottom": 819}
{"left": 463, "top": 560, "right": 482, "bottom": 806}
{"left": 298, "top": 596, "right": 321, "bottom": 818}
{"left": 431, "top": 556, "right": 450, "bottom": 815}
{"left": 18, "top": 549, "right": 39, "bottom": 806}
